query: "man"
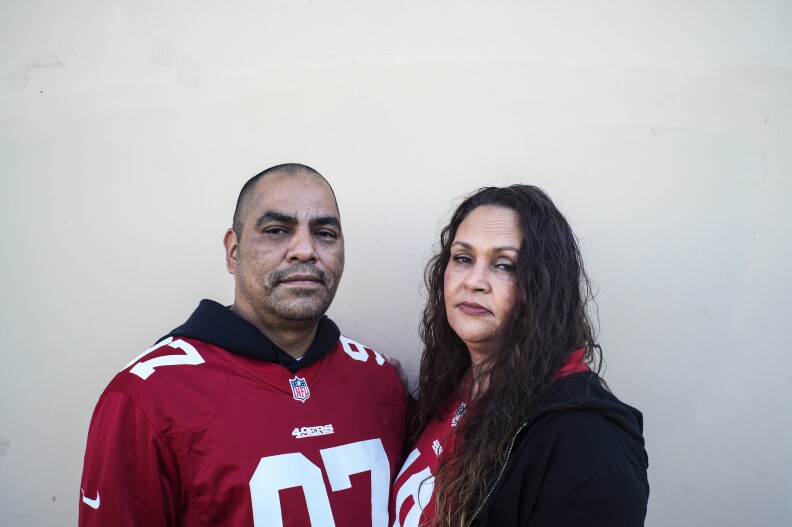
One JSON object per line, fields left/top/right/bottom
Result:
{"left": 79, "top": 164, "right": 407, "bottom": 526}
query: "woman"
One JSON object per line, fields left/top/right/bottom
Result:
{"left": 390, "top": 185, "right": 649, "bottom": 526}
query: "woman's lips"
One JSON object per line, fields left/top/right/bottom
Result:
{"left": 458, "top": 302, "right": 491, "bottom": 315}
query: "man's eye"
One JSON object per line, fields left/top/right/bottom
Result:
{"left": 317, "top": 230, "right": 337, "bottom": 239}
{"left": 264, "top": 227, "right": 288, "bottom": 235}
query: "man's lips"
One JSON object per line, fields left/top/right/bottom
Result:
{"left": 457, "top": 302, "right": 491, "bottom": 315}
{"left": 272, "top": 265, "right": 328, "bottom": 287}
{"left": 279, "top": 274, "right": 323, "bottom": 285}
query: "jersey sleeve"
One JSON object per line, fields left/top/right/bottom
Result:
{"left": 79, "top": 390, "right": 182, "bottom": 527}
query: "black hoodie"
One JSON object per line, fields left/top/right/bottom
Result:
{"left": 161, "top": 299, "right": 340, "bottom": 372}
{"left": 471, "top": 371, "right": 649, "bottom": 527}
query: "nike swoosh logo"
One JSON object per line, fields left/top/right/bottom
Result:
{"left": 81, "top": 488, "right": 100, "bottom": 509}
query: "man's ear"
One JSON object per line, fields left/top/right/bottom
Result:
{"left": 223, "top": 228, "right": 238, "bottom": 275}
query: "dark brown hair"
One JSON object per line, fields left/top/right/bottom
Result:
{"left": 414, "top": 184, "right": 602, "bottom": 526}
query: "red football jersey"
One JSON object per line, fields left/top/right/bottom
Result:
{"left": 79, "top": 335, "right": 407, "bottom": 526}
{"left": 390, "top": 398, "right": 465, "bottom": 527}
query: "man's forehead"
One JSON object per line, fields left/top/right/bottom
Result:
{"left": 249, "top": 173, "right": 339, "bottom": 218}
{"left": 257, "top": 169, "right": 329, "bottom": 190}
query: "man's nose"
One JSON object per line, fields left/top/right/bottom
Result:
{"left": 286, "top": 228, "right": 318, "bottom": 262}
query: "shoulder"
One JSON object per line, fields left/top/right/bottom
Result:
{"left": 493, "top": 374, "right": 648, "bottom": 522}
{"left": 514, "top": 407, "right": 649, "bottom": 526}
{"left": 335, "top": 335, "right": 388, "bottom": 365}
{"left": 524, "top": 373, "right": 647, "bottom": 473}
{"left": 480, "top": 382, "right": 648, "bottom": 526}
{"left": 527, "top": 409, "right": 640, "bottom": 471}
{"left": 544, "top": 371, "right": 619, "bottom": 405}
{"left": 325, "top": 335, "right": 407, "bottom": 403}
{"left": 100, "top": 337, "right": 234, "bottom": 437}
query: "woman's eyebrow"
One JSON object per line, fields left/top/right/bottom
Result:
{"left": 451, "top": 240, "right": 519, "bottom": 253}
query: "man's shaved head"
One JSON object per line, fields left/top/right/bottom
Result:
{"left": 232, "top": 163, "right": 338, "bottom": 237}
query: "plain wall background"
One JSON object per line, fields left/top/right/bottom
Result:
{"left": 2, "top": 1, "right": 791, "bottom": 525}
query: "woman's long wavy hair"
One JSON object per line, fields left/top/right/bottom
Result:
{"left": 414, "top": 185, "right": 602, "bottom": 526}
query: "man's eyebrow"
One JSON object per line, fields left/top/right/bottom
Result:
{"left": 254, "top": 211, "right": 297, "bottom": 229}
{"left": 254, "top": 211, "right": 342, "bottom": 231}
{"left": 310, "top": 215, "right": 342, "bottom": 230}
{"left": 451, "top": 240, "right": 519, "bottom": 253}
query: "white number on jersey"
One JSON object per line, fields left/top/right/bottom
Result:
{"left": 249, "top": 438, "right": 390, "bottom": 527}
{"left": 122, "top": 337, "right": 205, "bottom": 380}
{"left": 392, "top": 448, "right": 435, "bottom": 527}
{"left": 340, "top": 336, "right": 385, "bottom": 365}
{"left": 250, "top": 452, "right": 334, "bottom": 526}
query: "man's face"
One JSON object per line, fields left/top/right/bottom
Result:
{"left": 225, "top": 172, "right": 344, "bottom": 329}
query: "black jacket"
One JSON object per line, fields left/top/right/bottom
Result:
{"left": 472, "top": 372, "right": 649, "bottom": 527}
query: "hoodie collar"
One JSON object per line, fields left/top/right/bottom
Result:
{"left": 161, "top": 299, "right": 340, "bottom": 373}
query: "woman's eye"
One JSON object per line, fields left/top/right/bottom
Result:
{"left": 496, "top": 262, "right": 516, "bottom": 272}
{"left": 452, "top": 255, "right": 472, "bottom": 264}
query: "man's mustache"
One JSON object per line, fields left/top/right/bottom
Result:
{"left": 271, "top": 264, "right": 328, "bottom": 286}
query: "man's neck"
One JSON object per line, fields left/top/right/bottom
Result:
{"left": 265, "top": 325, "right": 319, "bottom": 359}
{"left": 230, "top": 303, "right": 319, "bottom": 359}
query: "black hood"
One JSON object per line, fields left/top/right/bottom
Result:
{"left": 159, "top": 299, "right": 341, "bottom": 373}
{"left": 535, "top": 371, "right": 646, "bottom": 447}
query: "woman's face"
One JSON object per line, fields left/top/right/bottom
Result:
{"left": 444, "top": 205, "right": 522, "bottom": 365}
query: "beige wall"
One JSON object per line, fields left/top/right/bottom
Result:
{"left": 2, "top": 1, "right": 791, "bottom": 525}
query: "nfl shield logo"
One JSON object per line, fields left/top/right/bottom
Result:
{"left": 289, "top": 376, "right": 310, "bottom": 403}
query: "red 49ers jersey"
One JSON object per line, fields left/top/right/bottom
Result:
{"left": 389, "top": 398, "right": 466, "bottom": 527}
{"left": 79, "top": 335, "right": 407, "bottom": 527}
